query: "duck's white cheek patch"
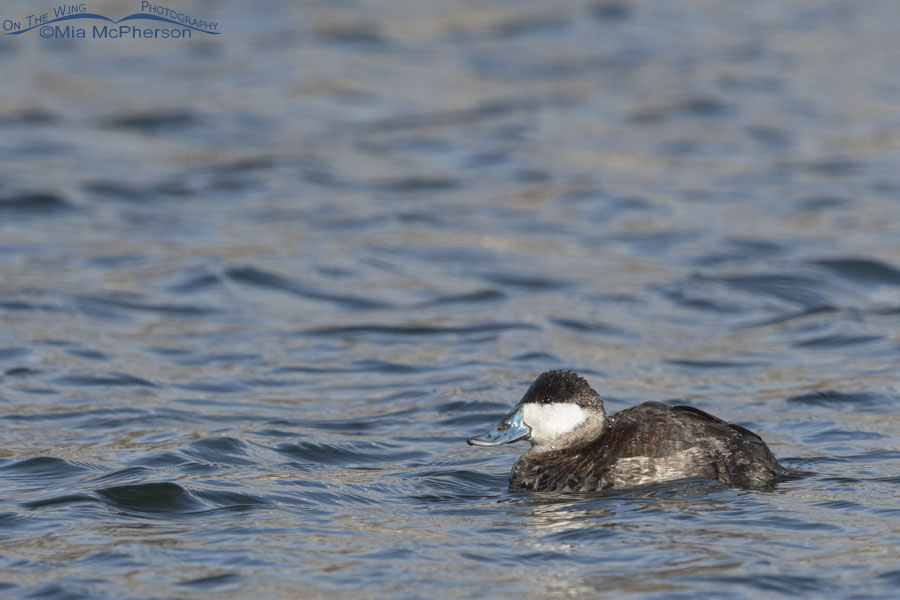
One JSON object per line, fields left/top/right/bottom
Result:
{"left": 522, "top": 403, "right": 588, "bottom": 445}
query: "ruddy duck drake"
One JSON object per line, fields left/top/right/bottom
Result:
{"left": 467, "top": 370, "right": 789, "bottom": 491}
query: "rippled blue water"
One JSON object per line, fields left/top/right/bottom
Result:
{"left": 2, "top": 1, "right": 900, "bottom": 598}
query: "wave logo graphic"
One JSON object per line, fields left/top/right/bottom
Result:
{"left": 3, "top": 2, "right": 219, "bottom": 37}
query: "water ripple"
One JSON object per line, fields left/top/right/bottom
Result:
{"left": 226, "top": 266, "right": 390, "bottom": 310}
{"left": 813, "top": 258, "right": 900, "bottom": 286}
{"left": 0, "top": 457, "right": 92, "bottom": 481}
{"left": 0, "top": 192, "right": 74, "bottom": 215}
{"left": 785, "top": 390, "right": 892, "bottom": 412}
{"left": 300, "top": 322, "right": 539, "bottom": 337}
{"left": 52, "top": 373, "right": 156, "bottom": 387}
{"left": 274, "top": 440, "right": 428, "bottom": 466}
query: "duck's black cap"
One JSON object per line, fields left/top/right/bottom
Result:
{"left": 522, "top": 370, "right": 602, "bottom": 408}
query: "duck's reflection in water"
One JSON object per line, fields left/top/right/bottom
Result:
{"left": 504, "top": 478, "right": 754, "bottom": 598}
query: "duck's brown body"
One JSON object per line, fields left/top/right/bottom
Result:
{"left": 509, "top": 402, "right": 789, "bottom": 492}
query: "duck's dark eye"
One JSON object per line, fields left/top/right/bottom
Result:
{"left": 542, "top": 396, "right": 552, "bottom": 404}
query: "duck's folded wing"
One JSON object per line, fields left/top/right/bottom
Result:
{"left": 670, "top": 405, "right": 765, "bottom": 442}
